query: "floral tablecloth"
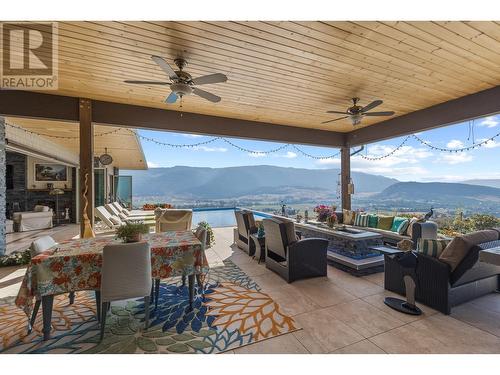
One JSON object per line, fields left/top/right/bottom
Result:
{"left": 15, "top": 231, "right": 207, "bottom": 317}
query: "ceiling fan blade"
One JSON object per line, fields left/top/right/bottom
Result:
{"left": 361, "top": 100, "right": 383, "bottom": 112}
{"left": 151, "top": 55, "right": 179, "bottom": 80}
{"left": 192, "top": 73, "right": 227, "bottom": 85}
{"left": 165, "top": 91, "right": 178, "bottom": 104}
{"left": 193, "top": 87, "right": 221, "bottom": 103}
{"left": 321, "top": 116, "right": 349, "bottom": 124}
{"left": 124, "top": 80, "right": 170, "bottom": 85}
{"left": 326, "top": 110, "right": 349, "bottom": 114}
{"left": 364, "top": 111, "right": 395, "bottom": 116}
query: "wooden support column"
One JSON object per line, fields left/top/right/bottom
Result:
{"left": 341, "top": 147, "right": 351, "bottom": 211}
{"left": 79, "top": 99, "right": 94, "bottom": 236}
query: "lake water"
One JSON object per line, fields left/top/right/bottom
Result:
{"left": 191, "top": 208, "right": 270, "bottom": 228}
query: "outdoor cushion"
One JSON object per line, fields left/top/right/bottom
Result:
{"left": 377, "top": 216, "right": 394, "bottom": 231}
{"left": 368, "top": 214, "right": 378, "bottom": 228}
{"left": 439, "top": 229, "right": 499, "bottom": 271}
{"left": 391, "top": 217, "right": 408, "bottom": 233}
{"left": 397, "top": 219, "right": 410, "bottom": 235}
{"left": 406, "top": 217, "right": 419, "bottom": 237}
{"left": 417, "top": 238, "right": 450, "bottom": 258}
{"left": 342, "top": 209, "right": 355, "bottom": 225}
{"left": 354, "top": 214, "right": 369, "bottom": 227}
{"left": 109, "top": 216, "right": 121, "bottom": 225}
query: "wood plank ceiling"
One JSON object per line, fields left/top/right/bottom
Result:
{"left": 41, "top": 21, "right": 500, "bottom": 133}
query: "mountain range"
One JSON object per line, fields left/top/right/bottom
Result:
{"left": 124, "top": 165, "right": 500, "bottom": 215}
{"left": 125, "top": 165, "right": 397, "bottom": 199}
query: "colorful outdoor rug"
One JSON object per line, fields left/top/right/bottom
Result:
{"left": 0, "top": 260, "right": 298, "bottom": 354}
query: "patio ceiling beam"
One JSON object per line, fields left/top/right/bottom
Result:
{"left": 0, "top": 91, "right": 347, "bottom": 147}
{"left": 347, "top": 86, "right": 500, "bottom": 146}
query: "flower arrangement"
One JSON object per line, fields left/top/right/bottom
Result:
{"left": 116, "top": 222, "right": 150, "bottom": 243}
{"left": 314, "top": 205, "right": 334, "bottom": 222}
{"left": 0, "top": 250, "right": 31, "bottom": 267}
{"left": 142, "top": 203, "right": 173, "bottom": 211}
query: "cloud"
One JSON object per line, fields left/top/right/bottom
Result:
{"left": 248, "top": 152, "right": 266, "bottom": 158}
{"left": 192, "top": 146, "right": 227, "bottom": 152}
{"left": 280, "top": 151, "right": 297, "bottom": 159}
{"left": 446, "top": 139, "right": 464, "bottom": 148}
{"left": 478, "top": 116, "right": 499, "bottom": 128}
{"left": 147, "top": 161, "right": 163, "bottom": 168}
{"left": 436, "top": 153, "right": 473, "bottom": 165}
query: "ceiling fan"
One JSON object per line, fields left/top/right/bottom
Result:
{"left": 322, "top": 98, "right": 395, "bottom": 126}
{"left": 124, "top": 56, "right": 227, "bottom": 104}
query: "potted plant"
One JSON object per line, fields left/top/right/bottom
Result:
{"left": 257, "top": 221, "right": 265, "bottom": 238}
{"left": 327, "top": 212, "right": 338, "bottom": 228}
{"left": 196, "top": 221, "right": 215, "bottom": 248}
{"left": 116, "top": 222, "right": 149, "bottom": 243}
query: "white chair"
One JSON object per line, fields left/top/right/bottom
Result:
{"left": 28, "top": 236, "right": 75, "bottom": 333}
{"left": 156, "top": 209, "right": 193, "bottom": 233}
{"left": 106, "top": 202, "right": 152, "bottom": 221}
{"left": 95, "top": 206, "right": 124, "bottom": 229}
{"left": 100, "top": 242, "right": 152, "bottom": 341}
{"left": 112, "top": 201, "right": 155, "bottom": 218}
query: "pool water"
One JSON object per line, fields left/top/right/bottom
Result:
{"left": 191, "top": 208, "right": 269, "bottom": 228}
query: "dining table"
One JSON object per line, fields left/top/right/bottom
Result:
{"left": 15, "top": 231, "right": 209, "bottom": 341}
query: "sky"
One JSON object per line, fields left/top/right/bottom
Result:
{"left": 137, "top": 114, "right": 500, "bottom": 182}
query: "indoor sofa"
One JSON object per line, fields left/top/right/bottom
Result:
{"left": 12, "top": 205, "right": 53, "bottom": 232}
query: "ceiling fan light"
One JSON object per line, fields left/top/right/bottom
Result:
{"left": 350, "top": 114, "right": 363, "bottom": 125}
{"left": 170, "top": 82, "right": 193, "bottom": 96}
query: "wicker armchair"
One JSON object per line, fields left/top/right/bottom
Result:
{"left": 234, "top": 210, "right": 258, "bottom": 255}
{"left": 263, "top": 217, "right": 328, "bottom": 283}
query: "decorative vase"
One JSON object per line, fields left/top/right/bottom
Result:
{"left": 126, "top": 233, "right": 142, "bottom": 243}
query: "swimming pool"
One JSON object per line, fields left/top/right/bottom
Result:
{"left": 191, "top": 207, "right": 270, "bottom": 228}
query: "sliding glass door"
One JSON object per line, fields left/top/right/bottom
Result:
{"left": 114, "top": 175, "right": 132, "bottom": 209}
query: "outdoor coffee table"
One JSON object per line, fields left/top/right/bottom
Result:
{"left": 296, "top": 223, "right": 384, "bottom": 274}
{"left": 15, "top": 231, "right": 208, "bottom": 341}
{"left": 479, "top": 246, "right": 500, "bottom": 266}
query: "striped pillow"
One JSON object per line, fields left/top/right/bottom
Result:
{"left": 396, "top": 219, "right": 410, "bottom": 235}
{"left": 417, "top": 239, "right": 451, "bottom": 258}
{"left": 354, "top": 214, "right": 369, "bottom": 227}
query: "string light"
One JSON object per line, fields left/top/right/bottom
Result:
{"left": 6, "top": 123, "right": 124, "bottom": 139}
{"left": 6, "top": 121, "right": 500, "bottom": 161}
{"left": 359, "top": 136, "right": 411, "bottom": 160}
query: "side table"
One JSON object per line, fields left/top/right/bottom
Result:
{"left": 250, "top": 234, "right": 266, "bottom": 264}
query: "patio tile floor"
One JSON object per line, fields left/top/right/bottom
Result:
{"left": 1, "top": 226, "right": 500, "bottom": 354}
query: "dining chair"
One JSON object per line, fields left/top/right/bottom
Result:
{"left": 100, "top": 242, "right": 152, "bottom": 341}
{"left": 155, "top": 209, "right": 193, "bottom": 232}
{"left": 181, "top": 225, "right": 207, "bottom": 290}
{"left": 28, "top": 236, "right": 76, "bottom": 333}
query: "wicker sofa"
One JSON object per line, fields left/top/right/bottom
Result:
{"left": 385, "top": 229, "right": 500, "bottom": 314}
{"left": 333, "top": 211, "right": 438, "bottom": 248}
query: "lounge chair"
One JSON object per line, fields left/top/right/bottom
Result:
{"left": 113, "top": 201, "right": 155, "bottom": 217}
{"left": 156, "top": 209, "right": 193, "bottom": 232}
{"left": 105, "top": 203, "right": 151, "bottom": 222}
{"left": 234, "top": 210, "right": 257, "bottom": 255}
{"left": 95, "top": 206, "right": 125, "bottom": 229}
{"left": 263, "top": 217, "right": 328, "bottom": 283}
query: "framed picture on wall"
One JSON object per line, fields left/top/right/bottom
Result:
{"left": 35, "top": 163, "right": 68, "bottom": 182}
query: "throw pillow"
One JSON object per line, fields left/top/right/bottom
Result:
{"left": 342, "top": 209, "right": 355, "bottom": 225}
{"left": 406, "top": 217, "right": 419, "bottom": 237}
{"left": 439, "top": 229, "right": 499, "bottom": 271}
{"left": 377, "top": 216, "right": 394, "bottom": 231}
{"left": 354, "top": 214, "right": 369, "bottom": 227}
{"left": 368, "top": 214, "right": 379, "bottom": 228}
{"left": 417, "top": 239, "right": 451, "bottom": 258}
{"left": 397, "top": 219, "right": 410, "bottom": 235}
{"left": 391, "top": 217, "right": 408, "bottom": 233}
